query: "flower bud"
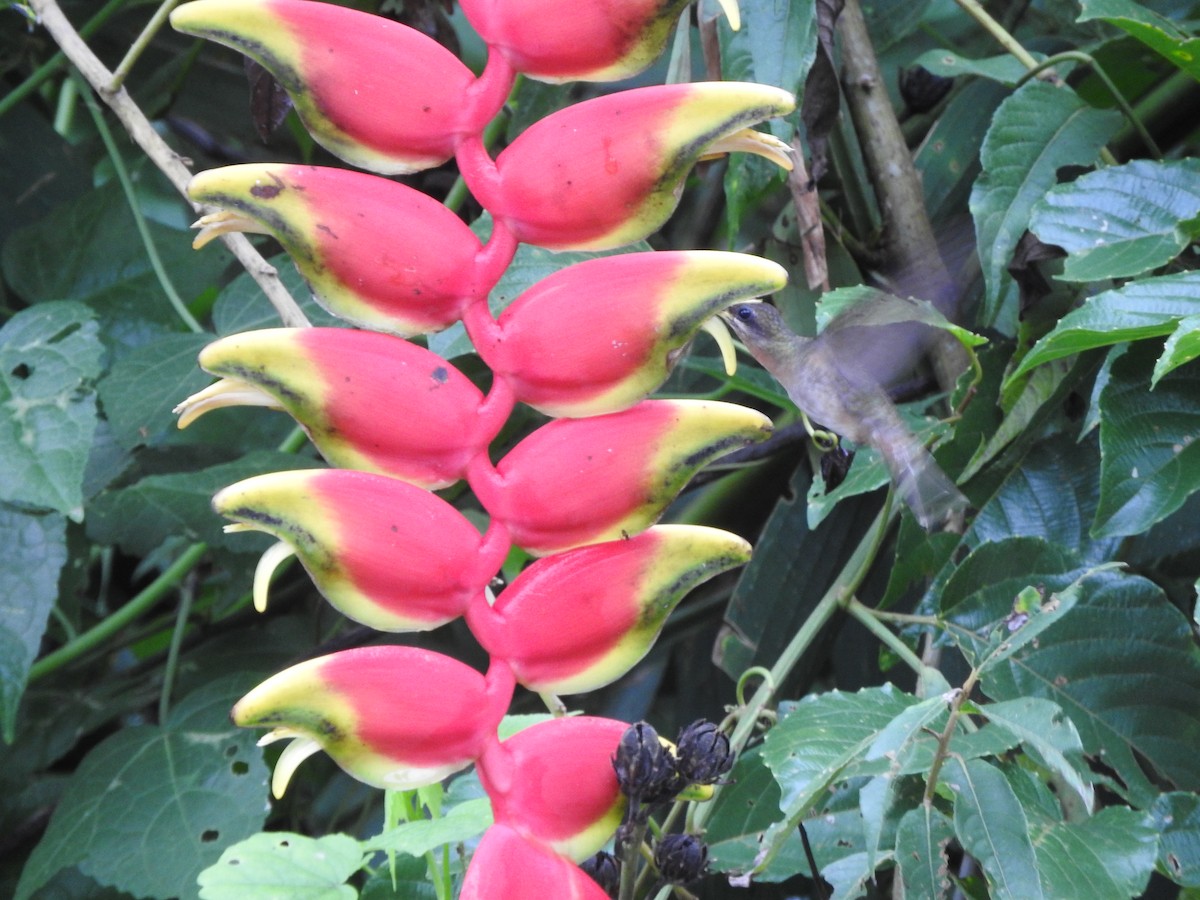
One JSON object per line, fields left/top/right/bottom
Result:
{"left": 471, "top": 251, "right": 785, "bottom": 417}
{"left": 654, "top": 833, "right": 709, "bottom": 884}
{"left": 171, "top": 0, "right": 495, "bottom": 174}
{"left": 186, "top": 165, "right": 502, "bottom": 336}
{"left": 214, "top": 469, "right": 506, "bottom": 631}
{"left": 458, "top": 82, "right": 795, "bottom": 250}
{"left": 460, "top": 825, "right": 612, "bottom": 900}
{"left": 477, "top": 717, "right": 627, "bottom": 861}
{"left": 469, "top": 400, "right": 772, "bottom": 555}
{"left": 232, "top": 648, "right": 514, "bottom": 796}
{"left": 459, "top": 0, "right": 689, "bottom": 83}
{"left": 467, "top": 526, "right": 750, "bottom": 695}
{"left": 176, "top": 328, "right": 498, "bottom": 488}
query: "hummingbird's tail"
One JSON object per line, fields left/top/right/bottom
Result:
{"left": 876, "top": 428, "right": 969, "bottom": 530}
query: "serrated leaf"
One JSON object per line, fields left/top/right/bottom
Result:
{"left": 970, "top": 81, "right": 1120, "bottom": 329}
{"left": 1078, "top": 0, "right": 1200, "bottom": 82}
{"left": 0, "top": 507, "right": 67, "bottom": 742}
{"left": 705, "top": 746, "right": 793, "bottom": 876}
{"left": 1008, "top": 272, "right": 1200, "bottom": 383}
{"left": 98, "top": 332, "right": 213, "bottom": 450}
{"left": 980, "top": 698, "right": 1093, "bottom": 811}
{"left": 911, "top": 49, "right": 1042, "bottom": 85}
{"left": 16, "top": 677, "right": 270, "bottom": 900}
{"left": 1030, "top": 159, "right": 1200, "bottom": 280}
{"left": 1, "top": 181, "right": 233, "bottom": 326}
{"left": 1095, "top": 340, "right": 1200, "bottom": 537}
{"left": 0, "top": 301, "right": 104, "bottom": 518}
{"left": 896, "top": 805, "right": 955, "bottom": 900}
{"left": 86, "top": 451, "right": 319, "bottom": 557}
{"left": 198, "top": 833, "right": 361, "bottom": 900}
{"left": 1030, "top": 807, "right": 1157, "bottom": 899}
{"left": 1151, "top": 792, "right": 1200, "bottom": 887}
{"left": 963, "top": 567, "right": 1200, "bottom": 806}
{"left": 362, "top": 798, "right": 492, "bottom": 855}
{"left": 763, "top": 685, "right": 920, "bottom": 818}
{"left": 1155, "top": 313, "right": 1200, "bottom": 385}
{"left": 966, "top": 434, "right": 1121, "bottom": 565}
{"left": 943, "top": 757, "right": 1044, "bottom": 900}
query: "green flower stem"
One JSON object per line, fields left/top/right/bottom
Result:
{"left": 693, "top": 498, "right": 895, "bottom": 831}
{"left": 72, "top": 67, "right": 203, "bottom": 333}
{"left": 844, "top": 596, "right": 939, "bottom": 685}
{"left": 109, "top": 0, "right": 184, "bottom": 92}
{"left": 157, "top": 570, "right": 195, "bottom": 722}
{"left": 0, "top": 0, "right": 128, "bottom": 120}
{"left": 617, "top": 819, "right": 649, "bottom": 900}
{"left": 950, "top": 0, "right": 1043, "bottom": 72}
{"left": 30, "top": 542, "right": 209, "bottom": 682}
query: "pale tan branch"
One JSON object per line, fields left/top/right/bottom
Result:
{"left": 28, "top": 0, "right": 310, "bottom": 328}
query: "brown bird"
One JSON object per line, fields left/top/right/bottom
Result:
{"left": 719, "top": 299, "right": 968, "bottom": 529}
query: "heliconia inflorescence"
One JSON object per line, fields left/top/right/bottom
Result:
{"left": 174, "top": 0, "right": 787, "bottom": 893}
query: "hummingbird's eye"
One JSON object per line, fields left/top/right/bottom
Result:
{"left": 735, "top": 306, "right": 755, "bottom": 322}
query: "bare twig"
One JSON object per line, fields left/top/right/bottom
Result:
{"left": 28, "top": 0, "right": 310, "bottom": 328}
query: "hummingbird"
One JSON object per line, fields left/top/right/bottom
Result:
{"left": 719, "top": 299, "right": 968, "bottom": 530}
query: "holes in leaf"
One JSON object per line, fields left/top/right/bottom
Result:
{"left": 232, "top": 760, "right": 249, "bottom": 775}
{"left": 11, "top": 363, "right": 31, "bottom": 379}
{"left": 201, "top": 829, "right": 220, "bottom": 842}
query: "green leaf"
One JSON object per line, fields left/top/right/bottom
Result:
{"left": 1078, "top": 0, "right": 1200, "bottom": 82}
{"left": 863, "top": 0, "right": 932, "bottom": 52}
{"left": 86, "top": 450, "right": 319, "bottom": 556}
{"left": 895, "top": 805, "right": 955, "bottom": 900}
{"left": 815, "top": 287, "right": 987, "bottom": 348}
{"left": 98, "top": 332, "right": 213, "bottom": 450}
{"left": 1007, "top": 272, "right": 1200, "bottom": 384}
{"left": 1095, "top": 340, "right": 1200, "bottom": 537}
{"left": 1030, "top": 159, "right": 1200, "bottom": 280}
{"left": 0, "top": 507, "right": 67, "bottom": 741}
{"left": 972, "top": 569, "right": 1200, "bottom": 805}
{"left": 969, "top": 81, "right": 1120, "bottom": 329}
{"left": 361, "top": 798, "right": 492, "bottom": 855}
{"left": 705, "top": 746, "right": 793, "bottom": 876}
{"left": 16, "top": 677, "right": 270, "bottom": 900}
{"left": 979, "top": 698, "right": 1092, "bottom": 810}
{"left": 1030, "top": 807, "right": 1157, "bottom": 899}
{"left": 1155, "top": 313, "right": 1200, "bottom": 385}
{"left": 212, "top": 254, "right": 345, "bottom": 336}
{"left": 943, "top": 757, "right": 1044, "bottom": 900}
{"left": 1151, "top": 792, "right": 1200, "bottom": 887}
{"left": 0, "top": 301, "right": 104, "bottom": 519}
{"left": 915, "top": 79, "right": 1008, "bottom": 222}
{"left": 1, "top": 181, "right": 233, "bottom": 326}
{"left": 763, "top": 685, "right": 920, "bottom": 818}
{"left": 965, "top": 434, "right": 1122, "bottom": 565}
{"left": 723, "top": 0, "right": 817, "bottom": 93}
{"left": 198, "top": 833, "right": 361, "bottom": 900}
{"left": 911, "top": 49, "right": 1041, "bottom": 85}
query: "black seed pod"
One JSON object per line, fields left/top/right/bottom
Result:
{"left": 674, "top": 720, "right": 735, "bottom": 785}
{"left": 654, "top": 833, "right": 709, "bottom": 885}
{"left": 612, "top": 721, "right": 682, "bottom": 805}
{"left": 820, "top": 444, "right": 855, "bottom": 491}
{"left": 580, "top": 851, "right": 620, "bottom": 898}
